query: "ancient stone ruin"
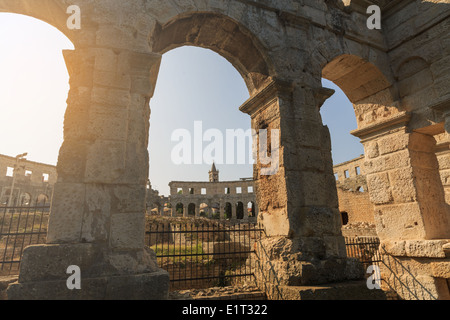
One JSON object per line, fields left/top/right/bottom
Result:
{"left": 0, "top": 0, "right": 449, "bottom": 300}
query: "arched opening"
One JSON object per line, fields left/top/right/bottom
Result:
{"left": 321, "top": 54, "right": 398, "bottom": 237}
{"left": 188, "top": 203, "right": 196, "bottom": 217}
{"left": 341, "top": 212, "right": 349, "bottom": 226}
{"left": 224, "top": 202, "right": 232, "bottom": 220}
{"left": 0, "top": 13, "right": 74, "bottom": 168}
{"left": 36, "top": 194, "right": 49, "bottom": 206}
{"left": 19, "top": 193, "right": 32, "bottom": 206}
{"left": 175, "top": 203, "right": 184, "bottom": 217}
{"left": 248, "top": 201, "right": 256, "bottom": 218}
{"left": 150, "top": 13, "right": 273, "bottom": 95}
{"left": 147, "top": 12, "right": 273, "bottom": 202}
{"left": 236, "top": 202, "right": 244, "bottom": 220}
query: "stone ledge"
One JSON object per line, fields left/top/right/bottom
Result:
{"left": 382, "top": 240, "right": 450, "bottom": 258}
{"left": 7, "top": 271, "right": 169, "bottom": 300}
{"left": 262, "top": 281, "right": 387, "bottom": 300}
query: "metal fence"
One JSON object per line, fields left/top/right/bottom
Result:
{"left": 344, "top": 236, "right": 382, "bottom": 273}
{"left": 1, "top": 206, "right": 383, "bottom": 292}
{"left": 0, "top": 204, "right": 50, "bottom": 276}
{"left": 146, "top": 221, "right": 264, "bottom": 291}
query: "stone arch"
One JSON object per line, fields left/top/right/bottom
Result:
{"left": 188, "top": 203, "right": 196, "bottom": 217}
{"left": 0, "top": 2, "right": 78, "bottom": 45}
{"left": 20, "top": 192, "right": 32, "bottom": 206}
{"left": 224, "top": 202, "right": 232, "bottom": 220}
{"left": 175, "top": 203, "right": 184, "bottom": 216}
{"left": 149, "top": 12, "right": 275, "bottom": 94}
{"left": 322, "top": 54, "right": 401, "bottom": 130}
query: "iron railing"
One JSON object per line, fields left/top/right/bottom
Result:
{"left": 1, "top": 206, "right": 383, "bottom": 292}
{"left": 345, "top": 236, "right": 382, "bottom": 273}
{"left": 0, "top": 204, "right": 50, "bottom": 276}
{"left": 146, "top": 221, "right": 264, "bottom": 291}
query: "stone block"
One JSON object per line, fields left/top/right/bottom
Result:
{"left": 388, "top": 168, "right": 417, "bottom": 203}
{"left": 366, "top": 172, "right": 393, "bottom": 205}
{"left": 110, "top": 212, "right": 146, "bottom": 249}
{"left": 47, "top": 183, "right": 86, "bottom": 244}
{"left": 8, "top": 271, "right": 169, "bottom": 300}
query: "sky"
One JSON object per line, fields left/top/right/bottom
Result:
{"left": 0, "top": 13, "right": 363, "bottom": 196}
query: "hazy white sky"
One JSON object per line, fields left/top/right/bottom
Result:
{"left": 0, "top": 13, "right": 363, "bottom": 196}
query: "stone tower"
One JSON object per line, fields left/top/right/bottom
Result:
{"left": 209, "top": 162, "right": 219, "bottom": 182}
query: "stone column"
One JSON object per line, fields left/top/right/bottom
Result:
{"left": 240, "top": 80, "right": 365, "bottom": 296}
{"left": 243, "top": 200, "right": 249, "bottom": 222}
{"left": 7, "top": 47, "right": 169, "bottom": 300}
{"left": 352, "top": 112, "right": 450, "bottom": 299}
{"left": 195, "top": 203, "right": 200, "bottom": 218}
{"left": 183, "top": 203, "right": 188, "bottom": 218}
{"left": 231, "top": 203, "right": 237, "bottom": 221}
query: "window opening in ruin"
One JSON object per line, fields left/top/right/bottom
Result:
{"left": 344, "top": 170, "right": 350, "bottom": 179}
{"left": 201, "top": 188, "right": 207, "bottom": 195}
{"left": 42, "top": 173, "right": 49, "bottom": 182}
{"left": 248, "top": 186, "right": 253, "bottom": 193}
{"left": 356, "top": 167, "right": 361, "bottom": 175}
{"left": 341, "top": 212, "right": 349, "bottom": 225}
{"left": 25, "top": 170, "right": 32, "bottom": 177}
{"left": 6, "top": 167, "right": 14, "bottom": 177}
{"left": 236, "top": 187, "right": 242, "bottom": 194}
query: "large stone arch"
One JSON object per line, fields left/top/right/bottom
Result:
{"left": 149, "top": 12, "right": 275, "bottom": 94}
{"left": 0, "top": 0, "right": 78, "bottom": 45}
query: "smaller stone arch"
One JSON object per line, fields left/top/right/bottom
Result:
{"left": 175, "top": 203, "right": 184, "bottom": 217}
{"left": 188, "top": 203, "right": 196, "bottom": 217}
{"left": 36, "top": 193, "right": 49, "bottom": 206}
{"left": 20, "top": 192, "right": 32, "bottom": 206}
{"left": 224, "top": 202, "right": 232, "bottom": 220}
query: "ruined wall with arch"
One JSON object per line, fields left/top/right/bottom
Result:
{"left": 0, "top": 0, "right": 448, "bottom": 300}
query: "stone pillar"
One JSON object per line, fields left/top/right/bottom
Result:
{"left": 240, "top": 80, "right": 364, "bottom": 296}
{"left": 7, "top": 47, "right": 169, "bottom": 300}
{"left": 353, "top": 112, "right": 450, "bottom": 299}
{"left": 195, "top": 203, "right": 200, "bottom": 218}
{"left": 243, "top": 200, "right": 249, "bottom": 222}
{"left": 353, "top": 113, "right": 450, "bottom": 240}
{"left": 231, "top": 203, "right": 237, "bottom": 221}
{"left": 183, "top": 204, "right": 188, "bottom": 218}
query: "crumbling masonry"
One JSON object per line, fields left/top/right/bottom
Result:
{"left": 1, "top": 0, "right": 449, "bottom": 300}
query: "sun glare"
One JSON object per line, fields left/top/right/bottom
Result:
{"left": 0, "top": 13, "right": 74, "bottom": 165}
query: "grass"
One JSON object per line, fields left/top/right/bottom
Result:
{"left": 150, "top": 243, "right": 211, "bottom": 264}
